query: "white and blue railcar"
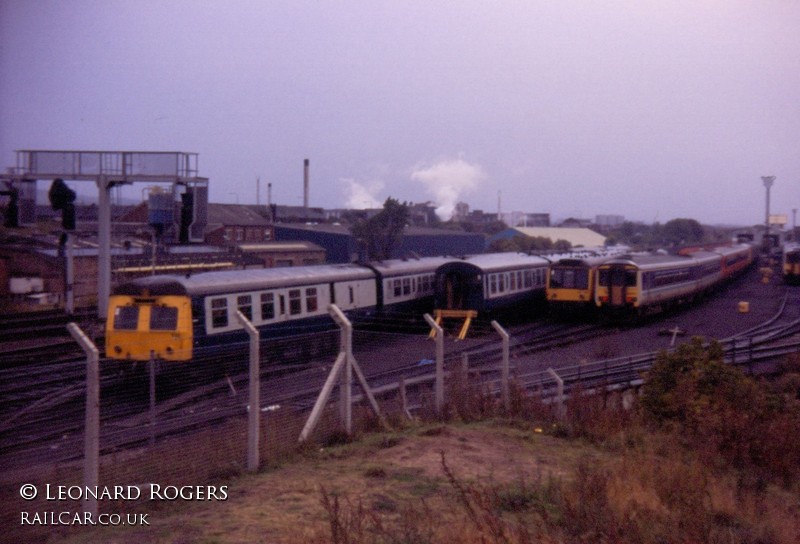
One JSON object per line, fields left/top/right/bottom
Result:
{"left": 433, "top": 253, "right": 551, "bottom": 316}
{"left": 106, "top": 257, "right": 453, "bottom": 361}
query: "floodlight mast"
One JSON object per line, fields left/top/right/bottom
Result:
{"left": 762, "top": 176, "right": 775, "bottom": 254}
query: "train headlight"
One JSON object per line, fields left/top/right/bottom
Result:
{"left": 113, "top": 345, "right": 122, "bottom": 354}
{"left": 166, "top": 346, "right": 174, "bottom": 355}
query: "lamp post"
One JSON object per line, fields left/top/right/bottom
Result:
{"left": 762, "top": 176, "right": 775, "bottom": 253}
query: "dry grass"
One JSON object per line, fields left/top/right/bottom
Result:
{"left": 6, "top": 350, "right": 800, "bottom": 544}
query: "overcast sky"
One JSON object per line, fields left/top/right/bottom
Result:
{"left": 1, "top": 1, "right": 798, "bottom": 226}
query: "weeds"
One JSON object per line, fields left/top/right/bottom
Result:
{"left": 309, "top": 341, "right": 800, "bottom": 543}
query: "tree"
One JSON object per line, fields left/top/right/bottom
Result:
{"left": 349, "top": 197, "right": 410, "bottom": 261}
{"left": 662, "top": 218, "right": 705, "bottom": 246}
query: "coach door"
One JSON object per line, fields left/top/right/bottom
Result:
{"left": 610, "top": 266, "right": 627, "bottom": 306}
{"left": 444, "top": 272, "right": 466, "bottom": 310}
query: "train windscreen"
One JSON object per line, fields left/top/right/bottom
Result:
{"left": 550, "top": 268, "right": 589, "bottom": 289}
{"left": 150, "top": 306, "right": 178, "bottom": 331}
{"left": 113, "top": 306, "right": 139, "bottom": 330}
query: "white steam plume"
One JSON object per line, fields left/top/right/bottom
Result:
{"left": 410, "top": 158, "right": 485, "bottom": 220}
{"left": 340, "top": 178, "right": 385, "bottom": 209}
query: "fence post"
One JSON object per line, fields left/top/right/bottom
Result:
{"left": 399, "top": 376, "right": 412, "bottom": 420}
{"left": 67, "top": 323, "right": 99, "bottom": 518}
{"left": 424, "top": 313, "right": 444, "bottom": 416}
{"left": 236, "top": 311, "right": 260, "bottom": 473}
{"left": 299, "top": 304, "right": 387, "bottom": 443}
{"left": 547, "top": 367, "right": 565, "bottom": 421}
{"left": 491, "top": 320, "right": 510, "bottom": 412}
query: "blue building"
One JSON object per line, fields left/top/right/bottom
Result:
{"left": 273, "top": 223, "right": 484, "bottom": 263}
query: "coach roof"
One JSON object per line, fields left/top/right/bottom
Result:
{"left": 112, "top": 264, "right": 375, "bottom": 297}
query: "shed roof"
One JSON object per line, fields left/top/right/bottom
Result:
{"left": 207, "top": 204, "right": 270, "bottom": 226}
{"left": 506, "top": 227, "right": 606, "bottom": 248}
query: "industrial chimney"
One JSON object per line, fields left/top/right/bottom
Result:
{"left": 303, "top": 159, "right": 309, "bottom": 211}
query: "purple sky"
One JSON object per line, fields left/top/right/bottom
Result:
{"left": 1, "top": 1, "right": 798, "bottom": 225}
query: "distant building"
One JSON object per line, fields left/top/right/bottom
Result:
{"left": 117, "top": 202, "right": 274, "bottom": 245}
{"left": 204, "top": 204, "right": 274, "bottom": 245}
{"left": 488, "top": 227, "right": 607, "bottom": 249}
{"left": 274, "top": 223, "right": 484, "bottom": 263}
{"left": 595, "top": 214, "right": 625, "bottom": 227}
{"left": 408, "top": 202, "right": 439, "bottom": 225}
{"left": 558, "top": 217, "right": 593, "bottom": 228}
{"left": 270, "top": 205, "right": 326, "bottom": 223}
{"left": 454, "top": 201, "right": 470, "bottom": 221}
{"left": 502, "top": 211, "right": 550, "bottom": 227}
{"left": 238, "top": 241, "right": 326, "bottom": 268}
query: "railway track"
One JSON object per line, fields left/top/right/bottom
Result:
{"left": 0, "top": 307, "right": 97, "bottom": 343}
{"left": 2, "top": 283, "right": 798, "bottom": 470}
{"left": 513, "top": 288, "right": 800, "bottom": 400}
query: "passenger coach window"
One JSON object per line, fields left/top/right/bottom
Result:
{"left": 403, "top": 278, "right": 411, "bottom": 296}
{"left": 150, "top": 306, "right": 178, "bottom": 330}
{"left": 289, "top": 289, "right": 302, "bottom": 315}
{"left": 237, "top": 295, "right": 252, "bottom": 321}
{"left": 306, "top": 287, "right": 318, "bottom": 313}
{"left": 260, "top": 293, "right": 275, "bottom": 320}
{"left": 113, "top": 306, "right": 139, "bottom": 330}
{"left": 211, "top": 298, "right": 228, "bottom": 328}
{"left": 393, "top": 280, "right": 402, "bottom": 297}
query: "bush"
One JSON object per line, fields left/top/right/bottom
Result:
{"left": 640, "top": 337, "right": 800, "bottom": 484}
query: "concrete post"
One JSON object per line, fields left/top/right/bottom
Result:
{"left": 67, "top": 323, "right": 99, "bottom": 518}
{"left": 547, "top": 367, "right": 565, "bottom": 421}
{"left": 236, "top": 311, "right": 260, "bottom": 472}
{"left": 491, "top": 320, "right": 510, "bottom": 411}
{"left": 97, "top": 176, "right": 112, "bottom": 319}
{"left": 424, "top": 313, "right": 444, "bottom": 416}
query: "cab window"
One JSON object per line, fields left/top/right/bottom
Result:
{"left": 150, "top": 306, "right": 178, "bottom": 330}
{"left": 113, "top": 306, "right": 139, "bottom": 330}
